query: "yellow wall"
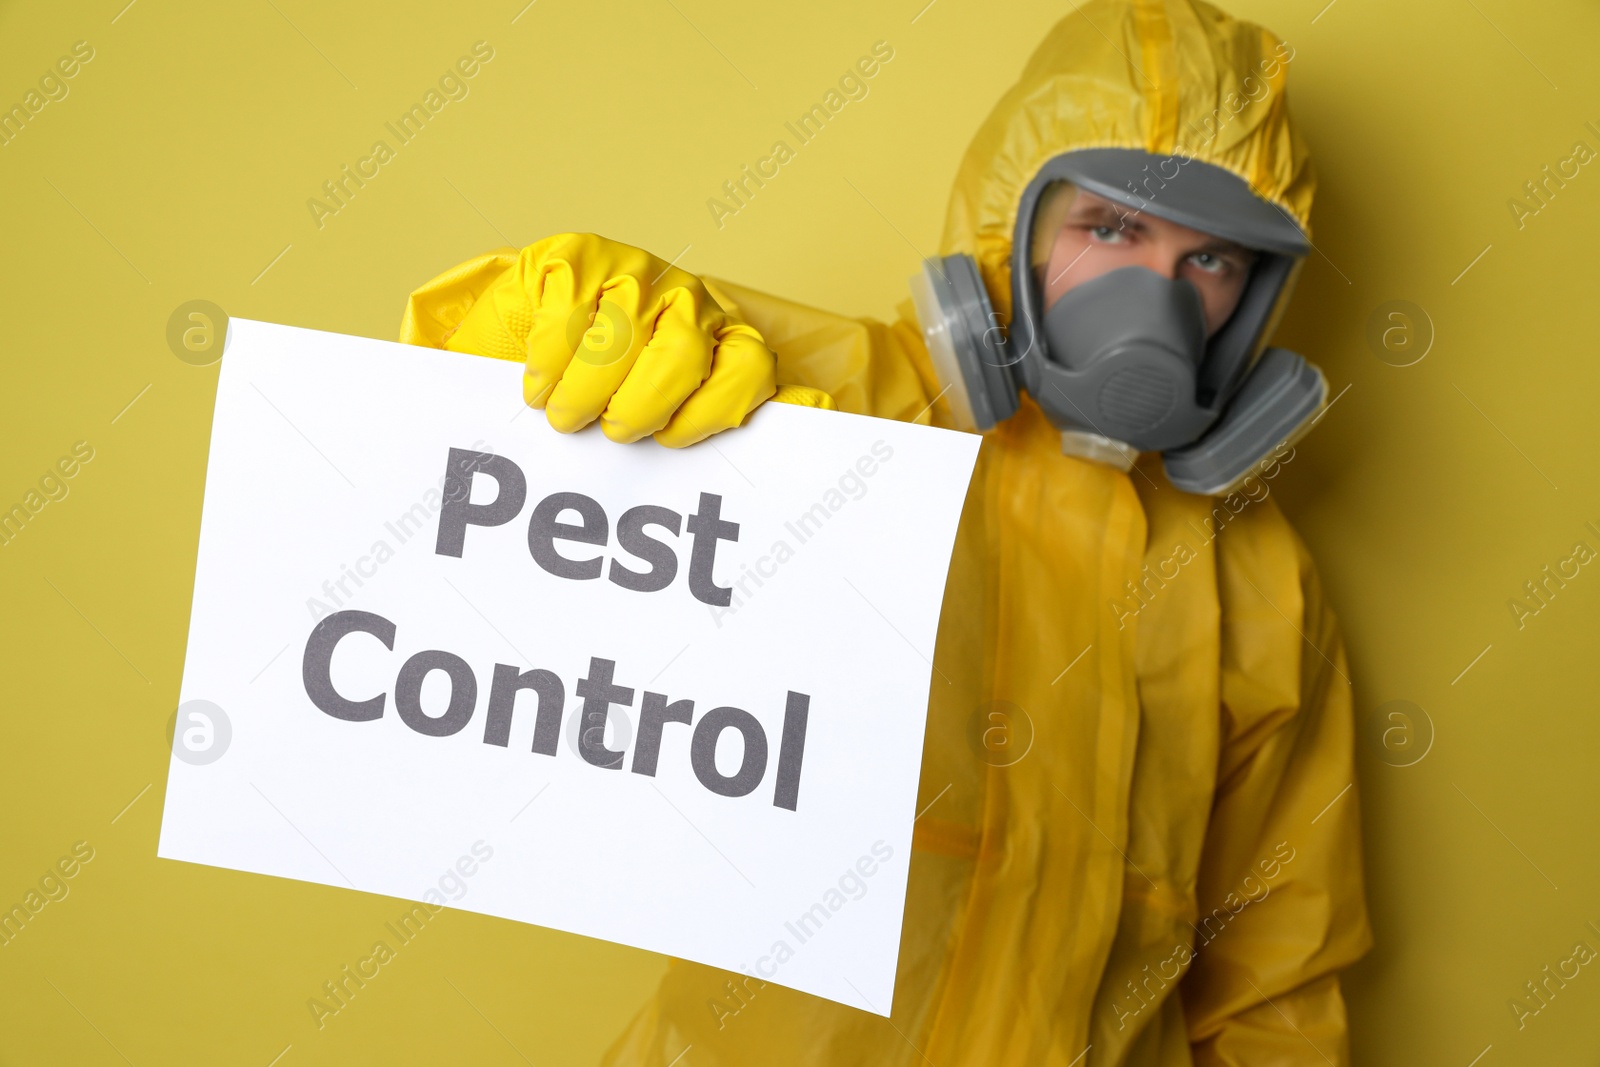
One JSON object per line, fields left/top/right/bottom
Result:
{"left": 1, "top": 0, "right": 1596, "bottom": 1062}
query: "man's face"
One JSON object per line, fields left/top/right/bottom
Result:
{"left": 1038, "top": 190, "right": 1257, "bottom": 338}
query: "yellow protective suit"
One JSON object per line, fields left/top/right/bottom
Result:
{"left": 400, "top": 1, "right": 1369, "bottom": 1063}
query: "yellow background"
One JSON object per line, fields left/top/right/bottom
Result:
{"left": 2, "top": 0, "right": 1597, "bottom": 1062}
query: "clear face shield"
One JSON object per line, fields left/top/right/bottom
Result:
{"left": 909, "top": 149, "right": 1329, "bottom": 496}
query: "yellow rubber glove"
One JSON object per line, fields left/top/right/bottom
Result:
{"left": 428, "top": 233, "right": 831, "bottom": 447}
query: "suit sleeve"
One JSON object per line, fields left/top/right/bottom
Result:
{"left": 701, "top": 276, "right": 947, "bottom": 425}
{"left": 1181, "top": 499, "right": 1374, "bottom": 1065}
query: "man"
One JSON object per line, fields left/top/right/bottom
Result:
{"left": 399, "top": 1, "right": 1370, "bottom": 1062}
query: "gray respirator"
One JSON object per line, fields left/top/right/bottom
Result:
{"left": 909, "top": 147, "right": 1327, "bottom": 496}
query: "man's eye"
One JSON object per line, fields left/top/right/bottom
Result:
{"left": 1189, "top": 252, "right": 1228, "bottom": 273}
{"left": 1089, "top": 225, "right": 1125, "bottom": 243}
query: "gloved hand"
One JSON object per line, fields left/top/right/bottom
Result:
{"left": 431, "top": 233, "right": 832, "bottom": 447}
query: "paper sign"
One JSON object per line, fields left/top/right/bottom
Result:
{"left": 158, "top": 318, "right": 980, "bottom": 1014}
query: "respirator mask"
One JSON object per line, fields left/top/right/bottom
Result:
{"left": 908, "top": 147, "right": 1327, "bottom": 496}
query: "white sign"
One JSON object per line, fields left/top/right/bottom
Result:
{"left": 159, "top": 318, "right": 980, "bottom": 1014}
